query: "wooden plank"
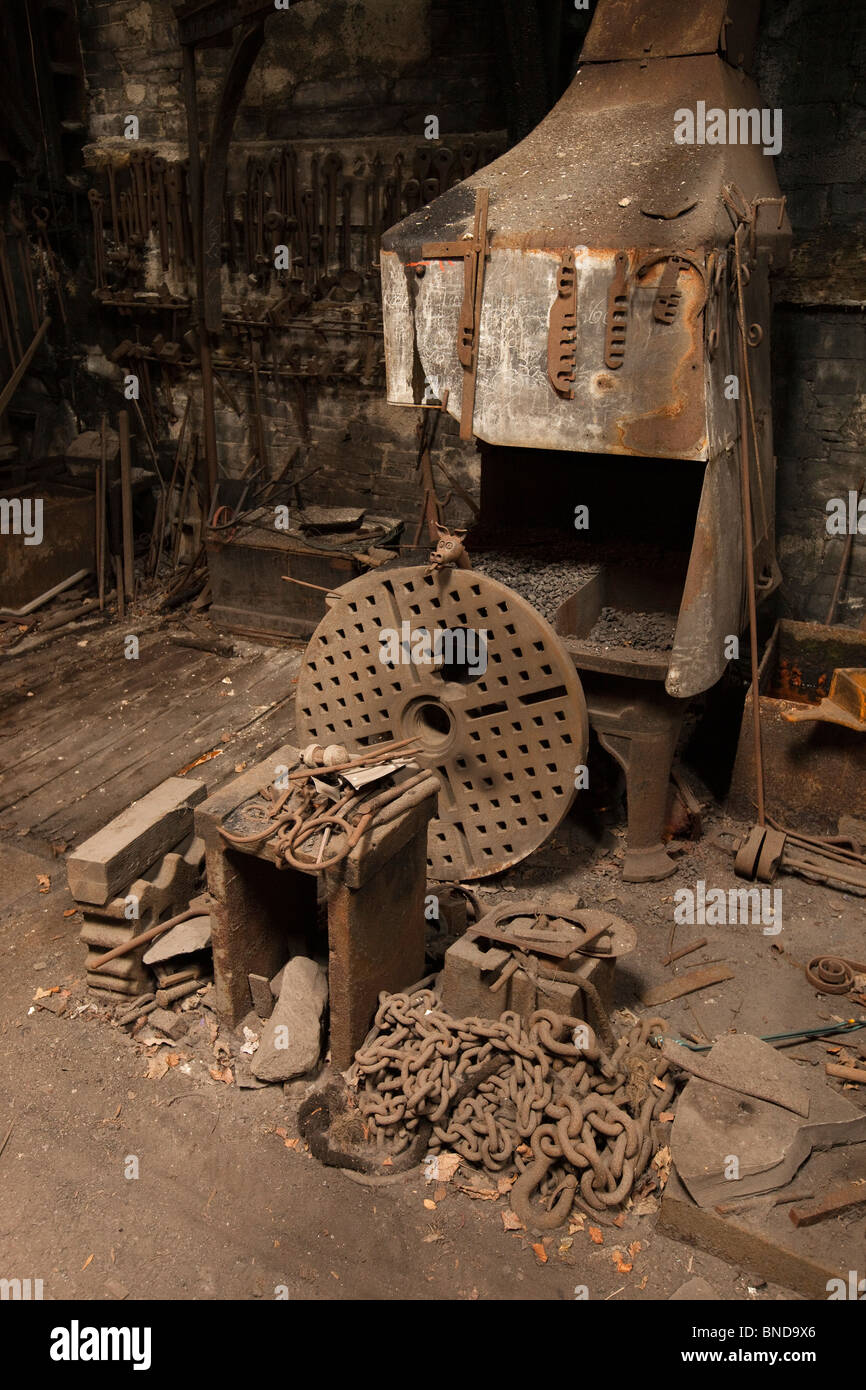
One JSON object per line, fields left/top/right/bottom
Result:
{"left": 642, "top": 964, "right": 734, "bottom": 1006}
{"left": 0, "top": 646, "right": 215, "bottom": 818}
{"left": 31, "top": 649, "right": 301, "bottom": 842}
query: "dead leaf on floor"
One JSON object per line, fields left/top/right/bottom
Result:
{"left": 33, "top": 985, "right": 60, "bottom": 1000}
{"left": 208, "top": 1066, "right": 233, "bottom": 1084}
{"left": 568, "top": 1213, "right": 586, "bottom": 1234}
{"left": 531, "top": 1242, "right": 548, "bottom": 1264}
{"left": 425, "top": 1151, "right": 460, "bottom": 1183}
{"left": 63, "top": 908, "right": 77, "bottom": 918}
{"left": 145, "top": 1056, "right": 169, "bottom": 1081}
{"left": 81, "top": 1254, "right": 94, "bottom": 1271}
{"left": 496, "top": 1175, "right": 515, "bottom": 1195}
{"left": 612, "top": 1213, "right": 625, "bottom": 1228}
{"left": 37, "top": 874, "right": 51, "bottom": 892}
{"left": 612, "top": 1250, "right": 633, "bottom": 1274}
{"left": 588, "top": 1226, "right": 604, "bottom": 1245}
{"left": 423, "top": 1199, "right": 437, "bottom": 1211}
{"left": 632, "top": 1194, "right": 660, "bottom": 1218}
{"left": 274, "top": 1126, "right": 289, "bottom": 1139}
{"left": 454, "top": 1181, "right": 498, "bottom": 1201}
{"left": 628, "top": 1241, "right": 642, "bottom": 1259}
{"left": 284, "top": 1137, "right": 299, "bottom": 1150}
{"left": 652, "top": 1146, "right": 672, "bottom": 1189}
{"left": 501, "top": 1210, "right": 524, "bottom": 1232}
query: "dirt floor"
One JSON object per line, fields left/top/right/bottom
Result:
{"left": 1, "top": 618, "right": 864, "bottom": 1302}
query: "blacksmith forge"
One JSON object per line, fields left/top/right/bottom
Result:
{"left": 379, "top": 0, "right": 792, "bottom": 880}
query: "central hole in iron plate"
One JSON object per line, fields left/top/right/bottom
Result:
{"left": 409, "top": 699, "right": 454, "bottom": 750}
{"left": 432, "top": 627, "right": 485, "bottom": 685}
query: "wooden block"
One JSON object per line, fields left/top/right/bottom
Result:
{"left": 67, "top": 777, "right": 207, "bottom": 906}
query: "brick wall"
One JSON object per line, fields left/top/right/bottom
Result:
{"left": 758, "top": 0, "right": 866, "bottom": 624}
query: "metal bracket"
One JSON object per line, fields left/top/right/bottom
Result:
{"left": 422, "top": 188, "right": 490, "bottom": 440}
{"left": 547, "top": 252, "right": 577, "bottom": 397}
{"left": 604, "top": 251, "right": 629, "bottom": 369}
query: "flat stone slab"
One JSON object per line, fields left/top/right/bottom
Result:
{"left": 252, "top": 956, "right": 328, "bottom": 1083}
{"left": 68, "top": 777, "right": 206, "bottom": 906}
{"left": 147, "top": 1007, "right": 189, "bottom": 1040}
{"left": 143, "top": 914, "right": 212, "bottom": 964}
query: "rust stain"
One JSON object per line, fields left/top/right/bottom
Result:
{"left": 619, "top": 262, "right": 707, "bottom": 457}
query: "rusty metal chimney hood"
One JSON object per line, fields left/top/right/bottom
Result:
{"left": 381, "top": 0, "right": 789, "bottom": 460}
{"left": 380, "top": 0, "right": 791, "bottom": 701}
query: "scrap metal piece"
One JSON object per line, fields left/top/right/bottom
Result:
{"left": 671, "top": 1034, "right": 866, "bottom": 1208}
{"left": 296, "top": 565, "right": 588, "bottom": 880}
{"left": 784, "top": 668, "right": 866, "bottom": 732}
{"left": 805, "top": 954, "right": 866, "bottom": 996}
{"left": 789, "top": 1182, "right": 866, "bottom": 1229}
{"left": 548, "top": 251, "right": 577, "bottom": 395}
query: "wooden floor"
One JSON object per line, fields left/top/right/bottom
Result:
{"left": 0, "top": 620, "right": 303, "bottom": 851}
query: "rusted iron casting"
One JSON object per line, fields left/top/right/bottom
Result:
{"left": 296, "top": 565, "right": 588, "bottom": 880}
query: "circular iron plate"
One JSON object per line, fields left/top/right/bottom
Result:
{"left": 295, "top": 565, "right": 588, "bottom": 880}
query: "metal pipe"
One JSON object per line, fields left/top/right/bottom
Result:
{"left": 0, "top": 567, "right": 89, "bottom": 618}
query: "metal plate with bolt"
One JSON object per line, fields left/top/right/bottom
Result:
{"left": 296, "top": 565, "right": 588, "bottom": 880}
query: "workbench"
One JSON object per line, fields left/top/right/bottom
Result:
{"left": 195, "top": 743, "right": 439, "bottom": 1069}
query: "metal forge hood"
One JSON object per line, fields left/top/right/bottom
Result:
{"left": 380, "top": 0, "right": 790, "bottom": 460}
{"left": 380, "top": 0, "right": 791, "bottom": 701}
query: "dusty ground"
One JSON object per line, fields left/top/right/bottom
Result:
{"left": 1, "top": 627, "right": 864, "bottom": 1303}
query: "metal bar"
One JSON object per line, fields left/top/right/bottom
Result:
{"left": 0, "top": 316, "right": 50, "bottom": 416}
{"left": 181, "top": 41, "right": 219, "bottom": 505}
{"left": 118, "top": 409, "right": 135, "bottom": 603}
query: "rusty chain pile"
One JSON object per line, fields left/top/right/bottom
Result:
{"left": 351, "top": 988, "right": 675, "bottom": 1229}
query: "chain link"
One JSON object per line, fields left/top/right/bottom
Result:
{"left": 350, "top": 989, "right": 674, "bottom": 1229}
